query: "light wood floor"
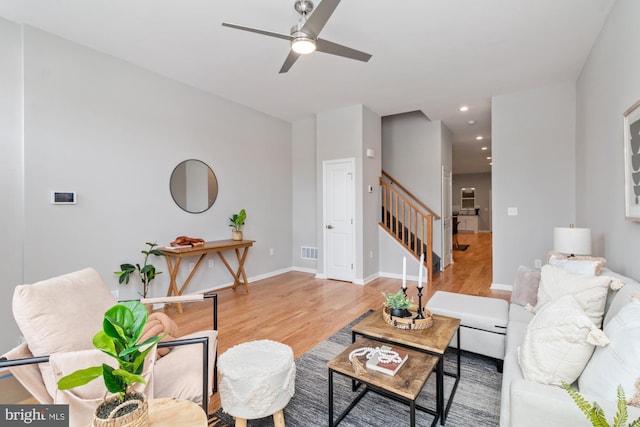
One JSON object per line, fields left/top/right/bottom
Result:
{"left": 163, "top": 231, "right": 508, "bottom": 413}
{"left": 2, "top": 232, "right": 509, "bottom": 413}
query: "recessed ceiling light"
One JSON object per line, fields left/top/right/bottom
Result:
{"left": 486, "top": 156, "right": 492, "bottom": 160}
{"left": 459, "top": 106, "right": 469, "bottom": 112}
{"left": 489, "top": 162, "right": 493, "bottom": 166}
{"left": 481, "top": 146, "right": 488, "bottom": 151}
{"left": 476, "top": 136, "right": 483, "bottom": 140}
{"left": 467, "top": 120, "right": 476, "bottom": 125}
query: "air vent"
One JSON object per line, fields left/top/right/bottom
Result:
{"left": 301, "top": 246, "right": 318, "bottom": 260}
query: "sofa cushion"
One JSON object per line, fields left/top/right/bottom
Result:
{"left": 518, "top": 294, "right": 609, "bottom": 386}
{"left": 579, "top": 298, "right": 640, "bottom": 404}
{"left": 601, "top": 268, "right": 640, "bottom": 327}
{"left": 535, "top": 265, "right": 616, "bottom": 327}
{"left": 512, "top": 265, "right": 541, "bottom": 307}
{"left": 12, "top": 268, "right": 117, "bottom": 397}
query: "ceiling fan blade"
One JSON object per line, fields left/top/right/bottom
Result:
{"left": 222, "top": 22, "right": 292, "bottom": 41}
{"left": 301, "top": 0, "right": 341, "bottom": 36}
{"left": 279, "top": 50, "right": 301, "bottom": 74}
{"left": 316, "top": 38, "right": 372, "bottom": 62}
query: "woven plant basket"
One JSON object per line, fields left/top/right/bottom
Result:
{"left": 383, "top": 306, "right": 434, "bottom": 330}
{"left": 92, "top": 392, "right": 149, "bottom": 427}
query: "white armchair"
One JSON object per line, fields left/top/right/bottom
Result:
{"left": 0, "top": 267, "right": 217, "bottom": 427}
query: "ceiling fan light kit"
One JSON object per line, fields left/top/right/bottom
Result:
{"left": 291, "top": 32, "right": 316, "bottom": 54}
{"left": 222, "top": 0, "right": 371, "bottom": 73}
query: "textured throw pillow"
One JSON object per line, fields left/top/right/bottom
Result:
{"left": 518, "top": 294, "right": 609, "bottom": 386}
{"left": 140, "top": 312, "right": 179, "bottom": 357}
{"left": 547, "top": 252, "right": 606, "bottom": 276}
{"left": 579, "top": 298, "right": 640, "bottom": 405}
{"left": 535, "top": 265, "right": 616, "bottom": 327}
{"left": 512, "top": 265, "right": 541, "bottom": 307}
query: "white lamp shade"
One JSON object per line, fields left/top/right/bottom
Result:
{"left": 553, "top": 227, "right": 592, "bottom": 256}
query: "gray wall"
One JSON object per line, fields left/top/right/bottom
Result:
{"left": 0, "top": 18, "right": 23, "bottom": 352}
{"left": 314, "top": 105, "right": 381, "bottom": 283}
{"left": 575, "top": 0, "right": 640, "bottom": 278}
{"left": 380, "top": 112, "right": 448, "bottom": 271}
{"left": 2, "top": 24, "right": 293, "bottom": 352}
{"left": 380, "top": 111, "right": 453, "bottom": 276}
{"left": 291, "top": 117, "right": 317, "bottom": 271}
{"left": 492, "top": 82, "right": 576, "bottom": 286}
{"left": 362, "top": 107, "right": 382, "bottom": 282}
{"left": 452, "top": 173, "right": 492, "bottom": 232}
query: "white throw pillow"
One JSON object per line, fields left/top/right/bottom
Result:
{"left": 518, "top": 294, "right": 609, "bottom": 386}
{"left": 579, "top": 298, "right": 640, "bottom": 403}
{"left": 535, "top": 265, "right": 615, "bottom": 327}
{"left": 547, "top": 252, "right": 606, "bottom": 276}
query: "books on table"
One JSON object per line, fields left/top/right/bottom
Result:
{"left": 366, "top": 345, "right": 409, "bottom": 376}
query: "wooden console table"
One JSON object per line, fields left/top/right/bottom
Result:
{"left": 160, "top": 239, "right": 254, "bottom": 312}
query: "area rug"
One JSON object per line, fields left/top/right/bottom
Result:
{"left": 210, "top": 311, "right": 502, "bottom": 426}
{"left": 453, "top": 244, "right": 469, "bottom": 251}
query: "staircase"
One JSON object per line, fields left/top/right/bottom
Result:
{"left": 379, "top": 171, "right": 440, "bottom": 284}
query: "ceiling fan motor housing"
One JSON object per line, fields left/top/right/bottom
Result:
{"left": 294, "top": 0, "right": 314, "bottom": 15}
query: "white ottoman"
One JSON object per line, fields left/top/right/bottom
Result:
{"left": 426, "top": 291, "right": 508, "bottom": 371}
{"left": 218, "top": 340, "right": 296, "bottom": 427}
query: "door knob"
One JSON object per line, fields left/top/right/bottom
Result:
{"left": 326, "top": 225, "right": 334, "bottom": 229}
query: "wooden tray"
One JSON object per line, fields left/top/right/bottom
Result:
{"left": 382, "top": 306, "right": 434, "bottom": 330}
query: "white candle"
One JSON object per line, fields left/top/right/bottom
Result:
{"left": 402, "top": 256, "right": 407, "bottom": 289}
{"left": 417, "top": 253, "right": 424, "bottom": 288}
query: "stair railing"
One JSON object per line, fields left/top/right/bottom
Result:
{"left": 379, "top": 171, "right": 440, "bottom": 284}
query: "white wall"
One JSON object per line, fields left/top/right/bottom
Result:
{"left": 0, "top": 18, "right": 24, "bottom": 352}
{"left": 292, "top": 117, "right": 317, "bottom": 271}
{"left": 492, "top": 82, "right": 576, "bottom": 286}
{"left": 0, "top": 25, "right": 293, "bottom": 352}
{"left": 575, "top": 0, "right": 640, "bottom": 278}
{"left": 453, "top": 173, "right": 492, "bottom": 231}
{"left": 380, "top": 112, "right": 446, "bottom": 273}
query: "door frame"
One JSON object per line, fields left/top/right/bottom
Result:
{"left": 322, "top": 157, "right": 356, "bottom": 282}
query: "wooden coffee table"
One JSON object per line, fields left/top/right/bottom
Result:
{"left": 351, "top": 309, "right": 461, "bottom": 425}
{"left": 328, "top": 337, "right": 439, "bottom": 427}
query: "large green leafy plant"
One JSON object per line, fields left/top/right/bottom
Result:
{"left": 562, "top": 382, "right": 640, "bottom": 427}
{"left": 57, "top": 301, "right": 162, "bottom": 402}
{"left": 115, "top": 242, "right": 164, "bottom": 298}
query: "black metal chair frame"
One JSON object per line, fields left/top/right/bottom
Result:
{"left": 0, "top": 293, "right": 218, "bottom": 415}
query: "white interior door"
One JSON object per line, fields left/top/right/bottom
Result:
{"left": 442, "top": 167, "right": 453, "bottom": 268}
{"left": 323, "top": 159, "right": 355, "bottom": 282}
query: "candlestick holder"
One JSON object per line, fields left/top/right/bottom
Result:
{"left": 414, "top": 287, "right": 425, "bottom": 319}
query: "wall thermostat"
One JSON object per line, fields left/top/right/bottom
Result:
{"left": 50, "top": 191, "right": 77, "bottom": 205}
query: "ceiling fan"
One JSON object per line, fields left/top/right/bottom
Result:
{"left": 222, "top": 0, "right": 372, "bottom": 73}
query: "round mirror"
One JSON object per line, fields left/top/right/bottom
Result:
{"left": 170, "top": 159, "right": 218, "bottom": 213}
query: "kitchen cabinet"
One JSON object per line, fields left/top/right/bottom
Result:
{"left": 457, "top": 215, "right": 478, "bottom": 233}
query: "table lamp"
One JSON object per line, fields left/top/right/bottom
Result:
{"left": 553, "top": 225, "right": 592, "bottom": 257}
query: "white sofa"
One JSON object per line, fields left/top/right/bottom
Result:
{"left": 500, "top": 267, "right": 640, "bottom": 426}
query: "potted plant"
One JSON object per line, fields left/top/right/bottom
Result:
{"left": 115, "top": 242, "right": 164, "bottom": 298}
{"left": 58, "top": 301, "right": 163, "bottom": 427}
{"left": 562, "top": 382, "right": 640, "bottom": 426}
{"left": 382, "top": 290, "right": 414, "bottom": 318}
{"left": 229, "top": 209, "right": 247, "bottom": 241}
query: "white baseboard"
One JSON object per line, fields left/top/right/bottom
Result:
{"left": 292, "top": 266, "right": 316, "bottom": 274}
{"left": 491, "top": 282, "right": 513, "bottom": 292}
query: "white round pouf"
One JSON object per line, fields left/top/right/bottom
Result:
{"left": 218, "top": 340, "right": 296, "bottom": 425}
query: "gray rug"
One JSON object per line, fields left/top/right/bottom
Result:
{"left": 212, "top": 311, "right": 502, "bottom": 426}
